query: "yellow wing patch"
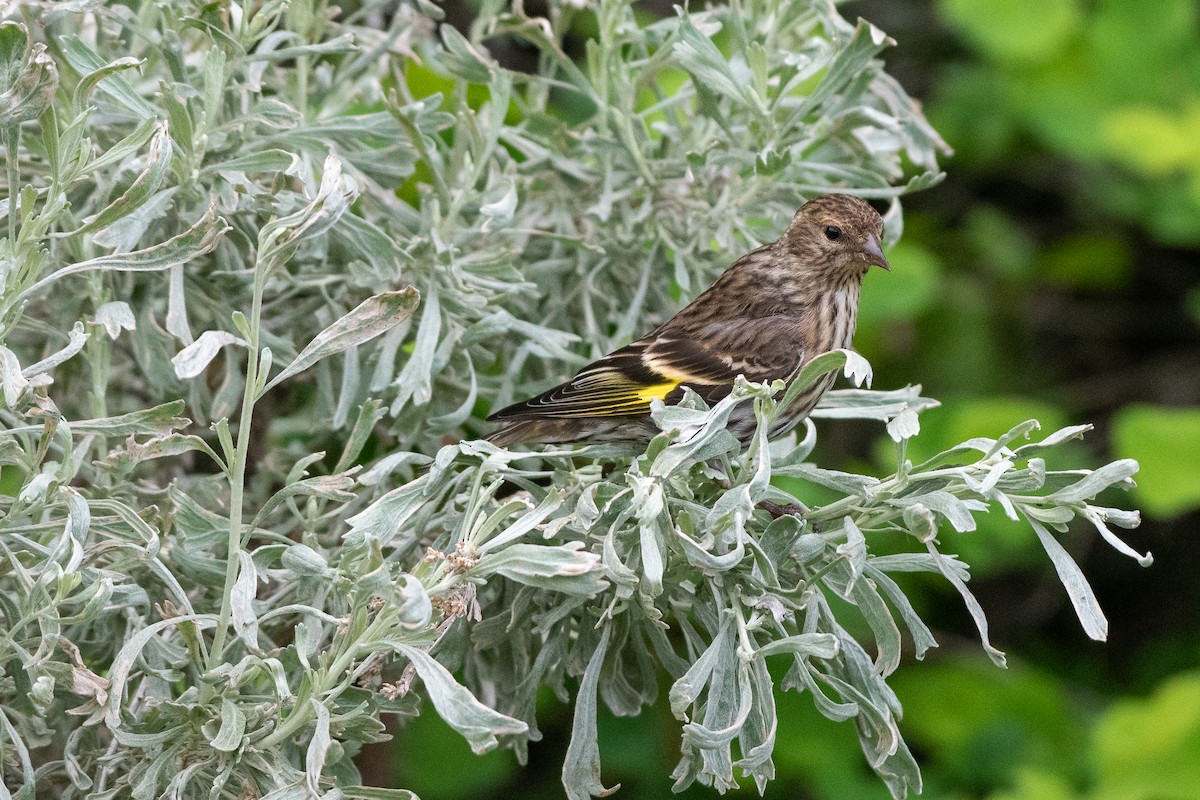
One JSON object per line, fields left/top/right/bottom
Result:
{"left": 635, "top": 381, "right": 682, "bottom": 403}
{"left": 518, "top": 372, "right": 685, "bottom": 418}
{"left": 490, "top": 340, "right": 726, "bottom": 421}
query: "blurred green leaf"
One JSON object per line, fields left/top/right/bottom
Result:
{"left": 1101, "top": 103, "right": 1200, "bottom": 177}
{"left": 858, "top": 241, "right": 942, "bottom": 329}
{"left": 772, "top": 676, "right": 895, "bottom": 800}
{"left": 1185, "top": 287, "right": 1200, "bottom": 326}
{"left": 963, "top": 206, "right": 1036, "bottom": 279}
{"left": 1111, "top": 405, "right": 1200, "bottom": 516}
{"left": 1013, "top": 52, "right": 1109, "bottom": 159}
{"left": 1091, "top": 672, "right": 1200, "bottom": 800}
{"left": 940, "top": 0, "right": 1081, "bottom": 64}
{"left": 1087, "top": 0, "right": 1198, "bottom": 103}
{"left": 1039, "top": 233, "right": 1132, "bottom": 290}
{"left": 892, "top": 658, "right": 1084, "bottom": 791}
{"left": 988, "top": 768, "right": 1079, "bottom": 800}
{"left": 394, "top": 709, "right": 518, "bottom": 800}
{"left": 927, "top": 67, "right": 1018, "bottom": 166}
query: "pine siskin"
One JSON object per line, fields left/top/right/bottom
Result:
{"left": 487, "top": 194, "right": 889, "bottom": 447}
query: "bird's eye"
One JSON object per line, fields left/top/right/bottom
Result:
{"left": 824, "top": 226, "right": 842, "bottom": 241}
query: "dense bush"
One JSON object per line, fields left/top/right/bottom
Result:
{"left": 0, "top": 1, "right": 1149, "bottom": 798}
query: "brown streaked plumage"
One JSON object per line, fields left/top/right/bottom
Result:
{"left": 487, "top": 194, "right": 889, "bottom": 447}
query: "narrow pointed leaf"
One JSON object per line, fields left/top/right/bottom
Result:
{"left": 262, "top": 288, "right": 419, "bottom": 394}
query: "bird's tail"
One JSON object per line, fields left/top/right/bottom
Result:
{"left": 486, "top": 420, "right": 546, "bottom": 448}
{"left": 486, "top": 416, "right": 657, "bottom": 448}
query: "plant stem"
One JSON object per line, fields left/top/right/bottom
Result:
{"left": 86, "top": 275, "right": 110, "bottom": 422}
{"left": 207, "top": 267, "right": 267, "bottom": 670}
{"left": 258, "top": 610, "right": 389, "bottom": 750}
{"left": 4, "top": 127, "right": 18, "bottom": 245}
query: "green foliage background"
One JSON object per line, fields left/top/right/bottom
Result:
{"left": 0, "top": 0, "right": 1194, "bottom": 798}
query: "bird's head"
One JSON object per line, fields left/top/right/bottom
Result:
{"left": 783, "top": 194, "right": 889, "bottom": 274}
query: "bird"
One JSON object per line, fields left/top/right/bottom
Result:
{"left": 486, "top": 194, "right": 889, "bottom": 448}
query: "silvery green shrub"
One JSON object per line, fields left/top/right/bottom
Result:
{"left": 0, "top": 1, "right": 1147, "bottom": 798}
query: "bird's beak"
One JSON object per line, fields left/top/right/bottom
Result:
{"left": 863, "top": 233, "right": 890, "bottom": 271}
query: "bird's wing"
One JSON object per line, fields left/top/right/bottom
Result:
{"left": 487, "top": 318, "right": 804, "bottom": 421}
